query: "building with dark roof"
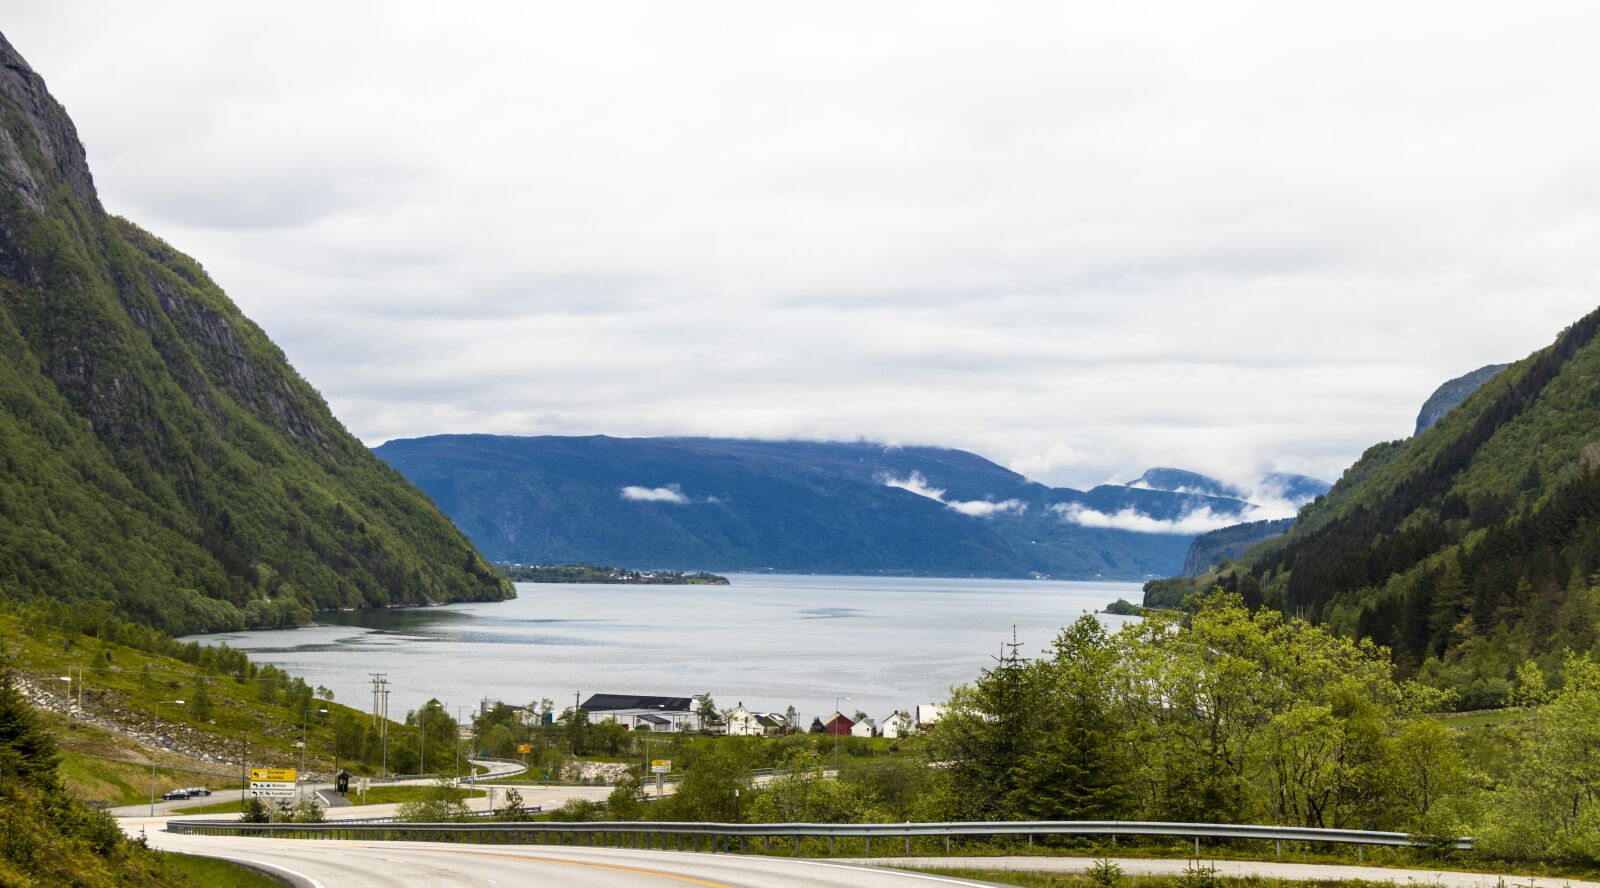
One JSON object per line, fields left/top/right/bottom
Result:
{"left": 577, "top": 692, "right": 709, "bottom": 732}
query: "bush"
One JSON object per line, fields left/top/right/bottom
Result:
{"left": 239, "top": 798, "right": 270, "bottom": 823}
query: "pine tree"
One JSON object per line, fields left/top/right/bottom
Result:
{"left": 1015, "top": 616, "right": 1131, "bottom": 819}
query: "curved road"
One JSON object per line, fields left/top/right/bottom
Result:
{"left": 134, "top": 827, "right": 1600, "bottom": 888}
{"left": 112, "top": 758, "right": 531, "bottom": 818}
{"left": 144, "top": 831, "right": 997, "bottom": 887}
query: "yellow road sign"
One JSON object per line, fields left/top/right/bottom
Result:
{"left": 651, "top": 759, "right": 671, "bottom": 773}
{"left": 516, "top": 744, "right": 533, "bottom": 755}
{"left": 249, "top": 767, "right": 297, "bottom": 782}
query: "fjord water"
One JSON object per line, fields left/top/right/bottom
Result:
{"left": 186, "top": 574, "right": 1142, "bottom": 721}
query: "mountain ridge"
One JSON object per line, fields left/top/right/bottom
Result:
{"left": 0, "top": 30, "right": 512, "bottom": 634}
{"left": 1144, "top": 308, "right": 1600, "bottom": 706}
{"left": 375, "top": 433, "right": 1318, "bottom": 580}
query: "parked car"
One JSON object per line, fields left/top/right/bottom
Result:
{"left": 162, "top": 789, "right": 192, "bottom": 801}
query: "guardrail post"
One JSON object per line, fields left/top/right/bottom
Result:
{"left": 1357, "top": 844, "right": 1363, "bottom": 862}
{"left": 904, "top": 835, "right": 910, "bottom": 855}
{"left": 944, "top": 835, "right": 950, "bottom": 854}
{"left": 1194, "top": 837, "right": 1200, "bottom": 856}
{"left": 794, "top": 835, "right": 800, "bottom": 856}
{"left": 764, "top": 835, "right": 770, "bottom": 853}
{"left": 865, "top": 836, "right": 871, "bottom": 855}
{"left": 1276, "top": 840, "right": 1282, "bottom": 857}
{"left": 828, "top": 836, "right": 835, "bottom": 855}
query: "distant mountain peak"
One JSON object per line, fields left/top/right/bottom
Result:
{"left": 1415, "top": 363, "right": 1510, "bottom": 435}
{"left": 1130, "top": 468, "right": 1239, "bottom": 499}
{"left": 1128, "top": 467, "right": 1329, "bottom": 506}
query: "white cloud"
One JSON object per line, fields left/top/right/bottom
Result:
{"left": 1053, "top": 504, "right": 1250, "bottom": 535}
{"left": 881, "top": 472, "right": 1026, "bottom": 518}
{"left": 7, "top": 2, "right": 1600, "bottom": 488}
{"left": 620, "top": 485, "right": 691, "bottom": 504}
{"left": 947, "top": 499, "right": 1026, "bottom": 518}
{"left": 882, "top": 471, "right": 946, "bottom": 502}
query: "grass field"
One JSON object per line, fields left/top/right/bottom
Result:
{"left": 159, "top": 853, "right": 284, "bottom": 887}
{"left": 46, "top": 710, "right": 243, "bottom": 806}
{"left": 174, "top": 797, "right": 249, "bottom": 816}
{"left": 352, "top": 784, "right": 485, "bottom": 806}
{"left": 0, "top": 612, "right": 362, "bottom": 779}
{"left": 914, "top": 869, "right": 1400, "bottom": 888}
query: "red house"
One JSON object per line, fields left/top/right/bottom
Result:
{"left": 819, "top": 712, "right": 853, "bottom": 735}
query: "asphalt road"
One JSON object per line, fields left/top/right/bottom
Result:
{"left": 144, "top": 832, "right": 1001, "bottom": 887}
{"left": 111, "top": 758, "right": 530, "bottom": 818}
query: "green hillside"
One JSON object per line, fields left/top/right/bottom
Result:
{"left": 0, "top": 31, "right": 511, "bottom": 634}
{"left": 1147, "top": 309, "right": 1600, "bottom": 707}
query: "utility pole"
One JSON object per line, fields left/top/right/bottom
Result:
{"left": 370, "top": 673, "right": 385, "bottom": 726}
{"left": 380, "top": 682, "right": 391, "bottom": 780}
{"left": 419, "top": 705, "right": 426, "bottom": 777}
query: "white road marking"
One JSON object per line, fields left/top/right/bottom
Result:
{"left": 220, "top": 855, "right": 327, "bottom": 888}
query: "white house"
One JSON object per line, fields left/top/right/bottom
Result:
{"left": 850, "top": 716, "right": 875, "bottom": 738}
{"left": 722, "top": 703, "right": 762, "bottom": 737}
{"left": 880, "top": 711, "right": 912, "bottom": 739}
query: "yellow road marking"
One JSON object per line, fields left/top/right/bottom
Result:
{"left": 426, "top": 847, "right": 735, "bottom": 887}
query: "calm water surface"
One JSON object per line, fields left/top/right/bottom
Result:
{"left": 185, "top": 574, "right": 1141, "bottom": 721}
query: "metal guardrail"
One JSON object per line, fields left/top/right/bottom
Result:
{"left": 321, "top": 806, "right": 541, "bottom": 824}
{"left": 166, "top": 818, "right": 1472, "bottom": 857}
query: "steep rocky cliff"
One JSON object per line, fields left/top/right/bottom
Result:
{"left": 1415, "top": 364, "right": 1509, "bottom": 435}
{"left": 0, "top": 32, "right": 511, "bottom": 633}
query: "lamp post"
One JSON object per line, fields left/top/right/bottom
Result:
{"left": 149, "top": 699, "right": 184, "bottom": 816}
{"left": 833, "top": 696, "right": 850, "bottom": 759}
{"left": 58, "top": 666, "right": 85, "bottom": 717}
{"left": 300, "top": 707, "right": 328, "bottom": 800}
{"left": 456, "top": 705, "right": 468, "bottom": 785}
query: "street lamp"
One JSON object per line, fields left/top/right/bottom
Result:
{"left": 149, "top": 699, "right": 184, "bottom": 816}
{"left": 833, "top": 696, "right": 850, "bottom": 760}
{"left": 58, "top": 666, "right": 85, "bottom": 717}
{"left": 300, "top": 708, "right": 328, "bottom": 799}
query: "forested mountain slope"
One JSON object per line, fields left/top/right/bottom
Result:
{"left": 1178, "top": 517, "right": 1296, "bottom": 577}
{"left": 0, "top": 32, "right": 510, "bottom": 634}
{"left": 375, "top": 434, "right": 1299, "bottom": 579}
{"left": 1146, "top": 308, "right": 1600, "bottom": 706}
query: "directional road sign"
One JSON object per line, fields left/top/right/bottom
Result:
{"left": 249, "top": 768, "right": 296, "bottom": 782}
{"left": 248, "top": 788, "right": 294, "bottom": 798}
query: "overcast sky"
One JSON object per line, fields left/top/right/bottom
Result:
{"left": 8, "top": 2, "right": 1599, "bottom": 490}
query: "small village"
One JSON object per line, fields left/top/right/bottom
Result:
{"left": 507, "top": 693, "right": 944, "bottom": 740}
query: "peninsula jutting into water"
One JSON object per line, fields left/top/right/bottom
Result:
{"left": 499, "top": 563, "right": 731, "bottom": 585}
